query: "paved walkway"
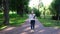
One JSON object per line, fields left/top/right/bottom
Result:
{"left": 0, "top": 19, "right": 60, "bottom": 34}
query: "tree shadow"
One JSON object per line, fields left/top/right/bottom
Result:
{"left": 0, "top": 20, "right": 60, "bottom": 34}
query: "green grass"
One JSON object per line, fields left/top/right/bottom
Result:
{"left": 0, "top": 25, "right": 7, "bottom": 30}
{"left": 0, "top": 21, "right": 7, "bottom": 30}
{"left": 0, "top": 14, "right": 27, "bottom": 30}
{"left": 9, "top": 14, "right": 27, "bottom": 26}
{"left": 38, "top": 16, "right": 60, "bottom": 27}
{"left": 9, "top": 17, "right": 27, "bottom": 26}
{"left": 0, "top": 19, "right": 7, "bottom": 30}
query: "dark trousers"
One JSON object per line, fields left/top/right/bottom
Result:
{"left": 30, "top": 20, "right": 35, "bottom": 30}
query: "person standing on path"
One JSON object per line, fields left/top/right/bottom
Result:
{"left": 28, "top": 11, "right": 36, "bottom": 30}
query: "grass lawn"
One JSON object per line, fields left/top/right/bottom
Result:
{"left": 0, "top": 25, "right": 7, "bottom": 30}
{"left": 9, "top": 15, "right": 27, "bottom": 26}
{"left": 0, "top": 20, "right": 7, "bottom": 30}
{"left": 0, "top": 14, "right": 27, "bottom": 30}
{"left": 38, "top": 16, "right": 60, "bottom": 27}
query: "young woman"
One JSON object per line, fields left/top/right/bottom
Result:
{"left": 28, "top": 11, "right": 36, "bottom": 30}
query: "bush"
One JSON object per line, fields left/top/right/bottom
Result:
{"left": 52, "top": 16, "right": 60, "bottom": 20}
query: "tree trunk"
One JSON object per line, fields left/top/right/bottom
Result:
{"left": 17, "top": 4, "right": 24, "bottom": 17}
{"left": 44, "top": 7, "right": 45, "bottom": 19}
{"left": 3, "top": 0, "right": 9, "bottom": 25}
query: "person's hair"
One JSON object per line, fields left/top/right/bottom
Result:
{"left": 31, "top": 10, "right": 35, "bottom": 14}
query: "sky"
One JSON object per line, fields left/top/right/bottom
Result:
{"left": 28, "top": 0, "right": 53, "bottom": 8}
{"left": 41, "top": 0, "right": 53, "bottom": 6}
{"left": 29, "top": 0, "right": 39, "bottom": 8}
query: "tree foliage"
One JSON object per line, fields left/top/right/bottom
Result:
{"left": 9, "top": 0, "right": 29, "bottom": 17}
{"left": 49, "top": 0, "right": 60, "bottom": 16}
{"left": 33, "top": 8, "right": 41, "bottom": 17}
{"left": 9, "top": 0, "right": 29, "bottom": 11}
{"left": 49, "top": 0, "right": 60, "bottom": 20}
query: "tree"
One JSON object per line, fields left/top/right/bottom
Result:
{"left": 17, "top": 0, "right": 29, "bottom": 17}
{"left": 49, "top": 0, "right": 60, "bottom": 20}
{"left": 43, "top": 7, "right": 46, "bottom": 19}
{"left": 39, "top": 2, "right": 46, "bottom": 19}
{"left": 33, "top": 8, "right": 41, "bottom": 17}
{"left": 3, "top": 0, "right": 9, "bottom": 25}
{"left": 0, "top": 0, "right": 2, "bottom": 13}
{"left": 0, "top": 0, "right": 2, "bottom": 5}
{"left": 9, "top": 0, "right": 29, "bottom": 17}
{"left": 9, "top": 0, "right": 17, "bottom": 11}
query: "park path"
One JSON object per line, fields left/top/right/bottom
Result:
{"left": 0, "top": 19, "right": 60, "bottom": 34}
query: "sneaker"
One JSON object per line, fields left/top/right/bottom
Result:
{"left": 30, "top": 30, "right": 34, "bottom": 32}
